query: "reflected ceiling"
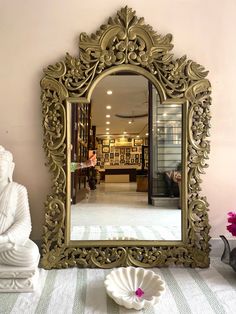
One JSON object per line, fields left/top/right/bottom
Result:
{"left": 91, "top": 75, "right": 149, "bottom": 137}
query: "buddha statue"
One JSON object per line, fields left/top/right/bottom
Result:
{"left": 0, "top": 145, "right": 39, "bottom": 267}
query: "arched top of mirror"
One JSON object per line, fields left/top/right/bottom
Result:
{"left": 40, "top": 6, "right": 211, "bottom": 269}
{"left": 41, "top": 6, "right": 210, "bottom": 101}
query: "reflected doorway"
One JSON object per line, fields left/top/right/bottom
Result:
{"left": 70, "top": 73, "right": 182, "bottom": 241}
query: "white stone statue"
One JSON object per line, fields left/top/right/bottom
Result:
{"left": 0, "top": 145, "right": 39, "bottom": 267}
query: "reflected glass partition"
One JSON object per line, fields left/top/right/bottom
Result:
{"left": 151, "top": 85, "right": 182, "bottom": 209}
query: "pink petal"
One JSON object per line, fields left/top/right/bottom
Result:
{"left": 135, "top": 288, "right": 144, "bottom": 298}
{"left": 228, "top": 216, "right": 236, "bottom": 223}
{"left": 228, "top": 212, "right": 236, "bottom": 218}
{"left": 227, "top": 224, "right": 236, "bottom": 236}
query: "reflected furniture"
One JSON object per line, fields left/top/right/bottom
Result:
{"left": 136, "top": 175, "right": 148, "bottom": 192}
{"left": 71, "top": 104, "right": 90, "bottom": 204}
{"left": 104, "top": 166, "right": 137, "bottom": 182}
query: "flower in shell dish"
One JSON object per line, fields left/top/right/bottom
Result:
{"left": 104, "top": 267, "right": 165, "bottom": 310}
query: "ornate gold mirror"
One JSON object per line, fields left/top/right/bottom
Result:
{"left": 40, "top": 6, "right": 211, "bottom": 269}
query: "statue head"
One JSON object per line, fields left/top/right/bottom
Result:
{"left": 0, "top": 146, "right": 15, "bottom": 183}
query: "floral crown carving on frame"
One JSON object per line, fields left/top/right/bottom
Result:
{"left": 40, "top": 6, "right": 211, "bottom": 269}
{"left": 43, "top": 6, "right": 209, "bottom": 99}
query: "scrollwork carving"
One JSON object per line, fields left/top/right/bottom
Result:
{"left": 40, "top": 6, "right": 211, "bottom": 269}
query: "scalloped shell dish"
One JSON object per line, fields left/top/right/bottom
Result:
{"left": 104, "top": 267, "right": 165, "bottom": 310}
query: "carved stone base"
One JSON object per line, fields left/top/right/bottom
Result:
{"left": 0, "top": 257, "right": 39, "bottom": 292}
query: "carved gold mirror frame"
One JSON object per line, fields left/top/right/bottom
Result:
{"left": 40, "top": 7, "right": 211, "bottom": 269}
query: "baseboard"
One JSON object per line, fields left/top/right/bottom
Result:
{"left": 210, "top": 237, "right": 236, "bottom": 257}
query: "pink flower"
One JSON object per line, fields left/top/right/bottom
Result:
{"left": 135, "top": 288, "right": 144, "bottom": 298}
{"left": 227, "top": 212, "right": 236, "bottom": 236}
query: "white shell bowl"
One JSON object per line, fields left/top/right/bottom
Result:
{"left": 104, "top": 267, "right": 165, "bottom": 310}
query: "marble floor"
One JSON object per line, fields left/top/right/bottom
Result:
{"left": 71, "top": 182, "right": 181, "bottom": 241}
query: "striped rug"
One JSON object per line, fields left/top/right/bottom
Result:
{"left": 0, "top": 257, "right": 235, "bottom": 314}
{"left": 71, "top": 225, "right": 181, "bottom": 241}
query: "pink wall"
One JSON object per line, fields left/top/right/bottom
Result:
{"left": 0, "top": 0, "right": 235, "bottom": 240}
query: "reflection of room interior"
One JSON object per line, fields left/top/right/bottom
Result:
{"left": 70, "top": 74, "right": 182, "bottom": 240}
{"left": 71, "top": 182, "right": 181, "bottom": 241}
{"left": 96, "top": 136, "right": 148, "bottom": 187}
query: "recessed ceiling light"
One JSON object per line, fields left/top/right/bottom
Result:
{"left": 106, "top": 114, "right": 110, "bottom": 118}
{"left": 107, "top": 90, "right": 112, "bottom": 95}
{"left": 106, "top": 128, "right": 110, "bottom": 131}
{"left": 106, "top": 105, "right": 112, "bottom": 109}
{"left": 123, "top": 131, "right": 127, "bottom": 134}
{"left": 163, "top": 113, "right": 167, "bottom": 117}
{"left": 136, "top": 135, "right": 140, "bottom": 138}
{"left": 106, "top": 121, "right": 110, "bottom": 125}
{"left": 146, "top": 133, "right": 149, "bottom": 136}
{"left": 106, "top": 132, "right": 109, "bottom": 135}
{"left": 128, "top": 121, "right": 132, "bottom": 124}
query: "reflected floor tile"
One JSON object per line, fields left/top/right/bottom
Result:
{"left": 71, "top": 182, "right": 181, "bottom": 240}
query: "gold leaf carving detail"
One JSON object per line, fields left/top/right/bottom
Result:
{"left": 44, "top": 62, "right": 67, "bottom": 78}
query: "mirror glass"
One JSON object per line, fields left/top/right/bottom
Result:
{"left": 69, "top": 74, "right": 182, "bottom": 241}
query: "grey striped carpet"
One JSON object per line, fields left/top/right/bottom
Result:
{"left": 0, "top": 257, "right": 235, "bottom": 314}
{"left": 71, "top": 225, "right": 181, "bottom": 241}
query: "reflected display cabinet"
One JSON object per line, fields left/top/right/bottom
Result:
{"left": 71, "top": 103, "right": 90, "bottom": 203}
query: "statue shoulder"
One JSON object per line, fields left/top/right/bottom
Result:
{"left": 10, "top": 182, "right": 28, "bottom": 195}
